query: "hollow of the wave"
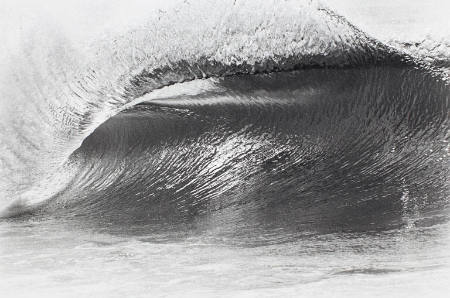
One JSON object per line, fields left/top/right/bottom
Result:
{"left": 38, "top": 65, "right": 449, "bottom": 241}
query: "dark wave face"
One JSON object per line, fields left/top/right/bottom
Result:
{"left": 37, "top": 65, "right": 449, "bottom": 242}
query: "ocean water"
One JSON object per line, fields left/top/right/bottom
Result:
{"left": 1, "top": 218, "right": 449, "bottom": 297}
{"left": 1, "top": 1, "right": 449, "bottom": 297}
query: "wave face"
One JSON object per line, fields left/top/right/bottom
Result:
{"left": 32, "top": 65, "right": 448, "bottom": 239}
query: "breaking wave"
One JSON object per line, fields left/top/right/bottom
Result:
{"left": 0, "top": 0, "right": 448, "bottom": 238}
